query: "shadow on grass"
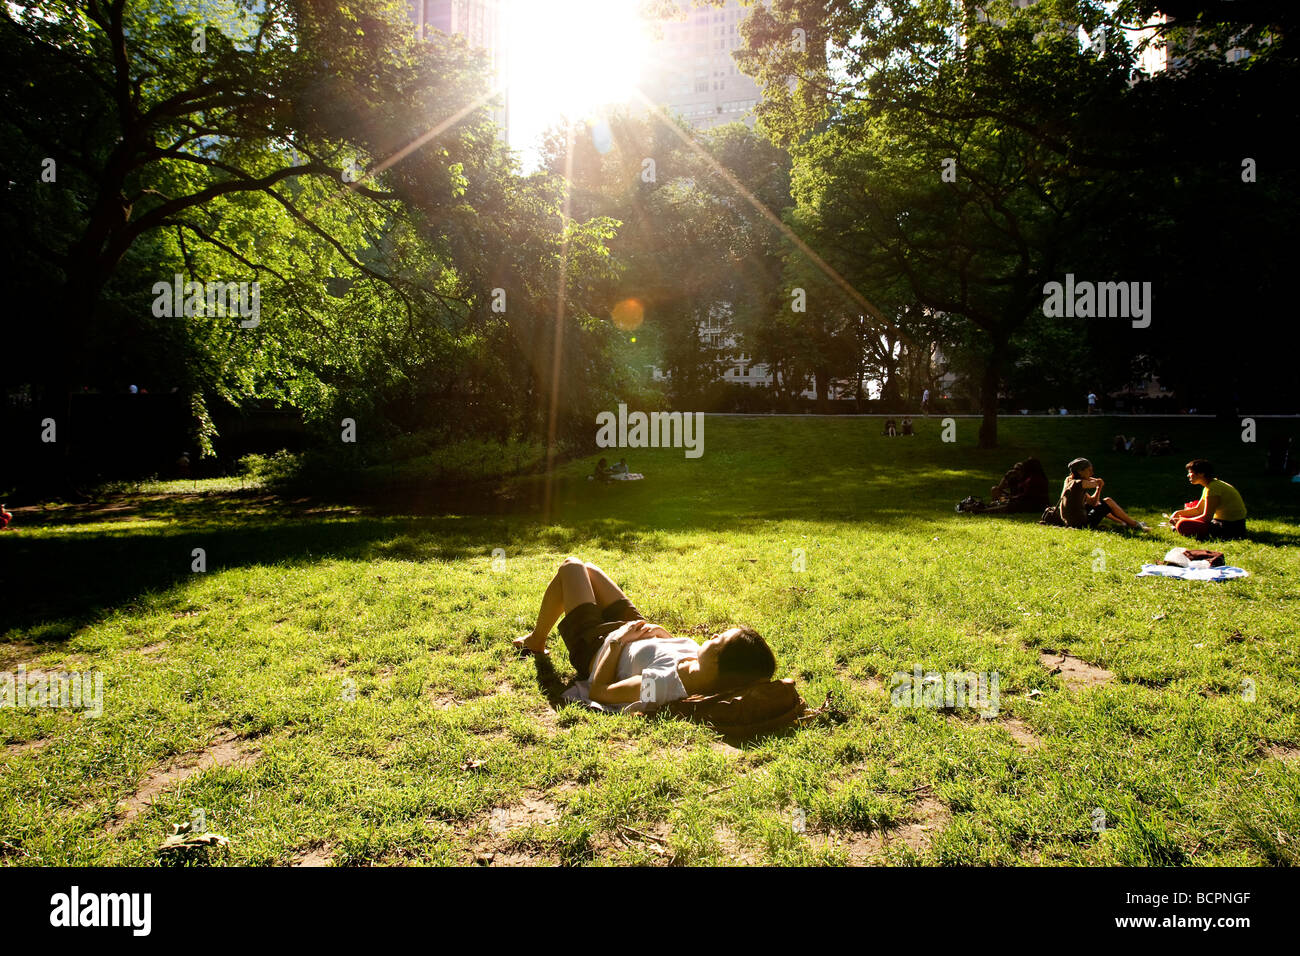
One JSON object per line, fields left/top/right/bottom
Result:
{"left": 6, "top": 415, "right": 1296, "bottom": 649}
{"left": 0, "top": 515, "right": 594, "bottom": 644}
{"left": 528, "top": 652, "right": 577, "bottom": 710}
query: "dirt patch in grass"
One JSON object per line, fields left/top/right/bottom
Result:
{"left": 107, "top": 729, "right": 261, "bottom": 835}
{"left": 611, "top": 821, "right": 675, "bottom": 863}
{"left": 531, "top": 705, "right": 565, "bottom": 736}
{"left": 835, "top": 666, "right": 884, "bottom": 695}
{"left": 137, "top": 643, "right": 168, "bottom": 657}
{"left": 0, "top": 642, "right": 39, "bottom": 669}
{"left": 10, "top": 500, "right": 143, "bottom": 525}
{"left": 1265, "top": 744, "right": 1300, "bottom": 762}
{"left": 816, "top": 792, "right": 951, "bottom": 864}
{"left": 1001, "top": 717, "right": 1043, "bottom": 750}
{"left": 3, "top": 737, "right": 53, "bottom": 757}
{"left": 715, "top": 825, "right": 762, "bottom": 865}
{"left": 469, "top": 791, "right": 561, "bottom": 866}
{"left": 429, "top": 692, "right": 464, "bottom": 710}
{"left": 1039, "top": 650, "right": 1114, "bottom": 689}
{"left": 292, "top": 843, "right": 333, "bottom": 867}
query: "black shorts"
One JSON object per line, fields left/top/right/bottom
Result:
{"left": 557, "top": 598, "right": 645, "bottom": 680}
{"left": 1086, "top": 502, "right": 1114, "bottom": 528}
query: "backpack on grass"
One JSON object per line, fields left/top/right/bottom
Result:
{"left": 649, "top": 678, "right": 807, "bottom": 740}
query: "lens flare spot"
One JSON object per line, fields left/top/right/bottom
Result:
{"left": 611, "top": 298, "right": 644, "bottom": 332}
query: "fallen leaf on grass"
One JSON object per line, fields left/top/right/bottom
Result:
{"left": 157, "top": 822, "right": 230, "bottom": 857}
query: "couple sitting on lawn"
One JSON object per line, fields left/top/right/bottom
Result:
{"left": 513, "top": 558, "right": 776, "bottom": 706}
{"left": 1053, "top": 457, "right": 1247, "bottom": 539}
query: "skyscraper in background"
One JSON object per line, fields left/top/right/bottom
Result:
{"left": 407, "top": 0, "right": 508, "bottom": 140}
{"left": 641, "top": 0, "right": 764, "bottom": 131}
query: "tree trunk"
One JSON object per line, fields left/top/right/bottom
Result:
{"left": 978, "top": 336, "right": 1006, "bottom": 449}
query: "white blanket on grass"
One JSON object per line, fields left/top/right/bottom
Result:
{"left": 1137, "top": 564, "right": 1250, "bottom": 581}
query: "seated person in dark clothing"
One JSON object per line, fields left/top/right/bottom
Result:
{"left": 986, "top": 457, "right": 1050, "bottom": 513}
{"left": 1056, "top": 458, "right": 1147, "bottom": 530}
{"left": 990, "top": 462, "right": 1024, "bottom": 502}
{"left": 901, "top": 417, "right": 914, "bottom": 436}
{"left": 1008, "top": 457, "right": 1049, "bottom": 512}
{"left": 883, "top": 419, "right": 898, "bottom": 437}
{"left": 592, "top": 457, "right": 612, "bottom": 481}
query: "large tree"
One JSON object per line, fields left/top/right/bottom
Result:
{"left": 1, "top": 0, "right": 623, "bottom": 488}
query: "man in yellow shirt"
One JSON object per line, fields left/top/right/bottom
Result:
{"left": 1170, "top": 459, "right": 1248, "bottom": 540}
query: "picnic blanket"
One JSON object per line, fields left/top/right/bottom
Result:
{"left": 1136, "top": 564, "right": 1250, "bottom": 581}
{"left": 587, "top": 473, "right": 645, "bottom": 481}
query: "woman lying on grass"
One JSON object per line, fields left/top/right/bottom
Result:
{"left": 513, "top": 558, "right": 776, "bottom": 706}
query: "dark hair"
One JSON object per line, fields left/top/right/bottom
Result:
{"left": 1185, "top": 458, "right": 1215, "bottom": 479}
{"left": 1019, "top": 457, "right": 1046, "bottom": 479}
{"left": 716, "top": 626, "right": 776, "bottom": 689}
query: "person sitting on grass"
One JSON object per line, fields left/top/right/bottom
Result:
{"left": 1168, "top": 458, "right": 1248, "bottom": 540}
{"left": 901, "top": 417, "right": 915, "bottom": 436}
{"left": 1057, "top": 458, "right": 1149, "bottom": 531}
{"left": 987, "top": 457, "right": 1050, "bottom": 513}
{"left": 513, "top": 558, "right": 776, "bottom": 706}
{"left": 883, "top": 419, "right": 898, "bottom": 437}
{"left": 990, "top": 462, "right": 1024, "bottom": 504}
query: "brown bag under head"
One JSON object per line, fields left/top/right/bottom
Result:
{"left": 657, "top": 678, "right": 807, "bottom": 739}
{"left": 1182, "top": 549, "right": 1226, "bottom": 567}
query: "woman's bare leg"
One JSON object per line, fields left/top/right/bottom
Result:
{"left": 514, "top": 558, "right": 597, "bottom": 654}
{"left": 584, "top": 562, "right": 630, "bottom": 609}
{"left": 1101, "top": 497, "right": 1141, "bottom": 528}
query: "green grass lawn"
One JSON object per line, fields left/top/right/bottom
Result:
{"left": 2, "top": 415, "right": 1298, "bottom": 866}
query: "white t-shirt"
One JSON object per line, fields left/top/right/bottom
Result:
{"left": 1088, "top": 393, "right": 1097, "bottom": 405}
{"left": 922, "top": 389, "right": 930, "bottom": 402}
{"left": 603, "top": 632, "right": 700, "bottom": 705}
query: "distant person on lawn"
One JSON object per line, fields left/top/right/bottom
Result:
{"left": 1169, "top": 459, "right": 1248, "bottom": 540}
{"left": 513, "top": 558, "right": 776, "bottom": 706}
{"left": 901, "top": 417, "right": 914, "bottom": 436}
{"left": 1057, "top": 458, "right": 1148, "bottom": 531}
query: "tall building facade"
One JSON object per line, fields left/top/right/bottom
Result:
{"left": 407, "top": 0, "right": 508, "bottom": 139}
{"left": 641, "top": 0, "right": 764, "bottom": 131}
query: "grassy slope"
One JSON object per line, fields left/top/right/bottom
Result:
{"left": 1, "top": 415, "right": 1298, "bottom": 866}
